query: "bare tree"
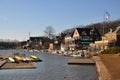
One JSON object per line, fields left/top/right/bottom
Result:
{"left": 44, "top": 26, "right": 55, "bottom": 39}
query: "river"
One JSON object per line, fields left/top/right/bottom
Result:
{"left": 0, "top": 50, "right": 98, "bottom": 80}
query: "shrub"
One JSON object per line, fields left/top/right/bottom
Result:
{"left": 101, "top": 47, "right": 120, "bottom": 54}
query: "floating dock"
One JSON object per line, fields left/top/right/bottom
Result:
{"left": 68, "top": 58, "right": 95, "bottom": 65}
{"left": 0, "top": 60, "right": 7, "bottom": 68}
{"left": 1, "top": 62, "right": 36, "bottom": 69}
{"left": 0, "top": 54, "right": 41, "bottom": 69}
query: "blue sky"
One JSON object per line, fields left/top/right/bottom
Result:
{"left": 0, "top": 0, "right": 120, "bottom": 41}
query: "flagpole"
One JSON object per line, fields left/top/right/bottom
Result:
{"left": 102, "top": 11, "right": 110, "bottom": 50}
{"left": 103, "top": 11, "right": 110, "bottom": 36}
{"left": 103, "top": 11, "right": 105, "bottom": 37}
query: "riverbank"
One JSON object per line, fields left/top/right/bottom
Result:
{"left": 0, "top": 50, "right": 98, "bottom": 80}
{"left": 93, "top": 56, "right": 110, "bottom": 80}
{"left": 93, "top": 54, "right": 120, "bottom": 80}
{"left": 100, "top": 54, "right": 120, "bottom": 80}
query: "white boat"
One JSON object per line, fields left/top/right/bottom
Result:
{"left": 8, "top": 57, "right": 15, "bottom": 62}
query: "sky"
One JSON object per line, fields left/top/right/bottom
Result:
{"left": 0, "top": 0, "right": 120, "bottom": 41}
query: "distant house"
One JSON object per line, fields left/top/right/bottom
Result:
{"left": 49, "top": 35, "right": 63, "bottom": 51}
{"left": 64, "top": 31, "right": 74, "bottom": 50}
{"left": 90, "top": 26, "right": 120, "bottom": 51}
{"left": 103, "top": 26, "right": 120, "bottom": 46}
{"left": 60, "top": 43, "right": 69, "bottom": 51}
{"left": 62, "top": 27, "right": 101, "bottom": 51}
{"left": 49, "top": 43, "right": 54, "bottom": 50}
{"left": 20, "top": 41, "right": 28, "bottom": 49}
{"left": 72, "top": 28, "right": 101, "bottom": 49}
{"left": 73, "top": 28, "right": 101, "bottom": 41}
{"left": 28, "top": 37, "right": 51, "bottom": 50}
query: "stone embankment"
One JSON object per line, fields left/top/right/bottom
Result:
{"left": 93, "top": 56, "right": 111, "bottom": 80}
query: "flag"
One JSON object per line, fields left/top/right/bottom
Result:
{"left": 105, "top": 11, "right": 110, "bottom": 20}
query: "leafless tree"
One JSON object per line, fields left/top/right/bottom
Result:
{"left": 44, "top": 26, "right": 55, "bottom": 39}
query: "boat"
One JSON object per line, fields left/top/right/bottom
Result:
{"left": 8, "top": 57, "right": 15, "bottom": 62}
{"left": 30, "top": 55, "right": 38, "bottom": 59}
{"left": 15, "top": 56, "right": 23, "bottom": 61}
{"left": 30, "top": 55, "right": 42, "bottom": 62}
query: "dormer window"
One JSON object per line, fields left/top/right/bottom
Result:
{"left": 82, "top": 31, "right": 87, "bottom": 36}
{"left": 90, "top": 30, "right": 94, "bottom": 35}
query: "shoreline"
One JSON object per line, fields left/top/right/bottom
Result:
{"left": 0, "top": 50, "right": 104, "bottom": 79}
{"left": 93, "top": 56, "right": 111, "bottom": 80}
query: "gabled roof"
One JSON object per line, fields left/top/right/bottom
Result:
{"left": 29, "top": 37, "right": 51, "bottom": 42}
{"left": 114, "top": 26, "right": 120, "bottom": 33}
{"left": 105, "top": 26, "right": 120, "bottom": 35}
{"left": 63, "top": 29, "right": 74, "bottom": 37}
{"left": 20, "top": 41, "right": 27, "bottom": 45}
{"left": 76, "top": 28, "right": 100, "bottom": 36}
{"left": 65, "top": 31, "right": 74, "bottom": 37}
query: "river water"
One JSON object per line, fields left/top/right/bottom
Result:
{"left": 0, "top": 50, "right": 98, "bottom": 80}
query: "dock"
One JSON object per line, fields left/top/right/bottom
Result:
{"left": 68, "top": 58, "right": 95, "bottom": 65}
{"left": 1, "top": 62, "right": 36, "bottom": 69}
{"left": 0, "top": 54, "right": 41, "bottom": 69}
{"left": 0, "top": 60, "right": 7, "bottom": 68}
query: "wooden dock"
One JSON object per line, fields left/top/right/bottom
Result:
{"left": 68, "top": 58, "right": 95, "bottom": 65}
{"left": 0, "top": 60, "right": 7, "bottom": 68}
{"left": 0, "top": 54, "right": 37, "bottom": 69}
{"left": 1, "top": 62, "right": 36, "bottom": 69}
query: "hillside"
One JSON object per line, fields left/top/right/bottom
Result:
{"left": 85, "top": 19, "right": 120, "bottom": 36}
{"left": 60, "top": 19, "right": 120, "bottom": 36}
